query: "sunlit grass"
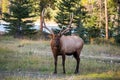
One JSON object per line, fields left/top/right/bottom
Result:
{"left": 75, "top": 71, "right": 120, "bottom": 80}
{"left": 82, "top": 44, "right": 120, "bottom": 56}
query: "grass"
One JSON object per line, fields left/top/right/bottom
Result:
{"left": 3, "top": 71, "right": 120, "bottom": 80}
{"left": 0, "top": 36, "right": 120, "bottom": 80}
{"left": 82, "top": 44, "right": 120, "bottom": 56}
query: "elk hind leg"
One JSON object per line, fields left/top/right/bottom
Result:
{"left": 62, "top": 54, "right": 66, "bottom": 74}
{"left": 54, "top": 55, "right": 58, "bottom": 74}
{"left": 73, "top": 52, "right": 80, "bottom": 74}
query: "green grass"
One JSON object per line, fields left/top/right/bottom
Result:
{"left": 83, "top": 44, "right": 120, "bottom": 56}
{"left": 0, "top": 36, "right": 120, "bottom": 80}
{"left": 3, "top": 71, "right": 120, "bottom": 80}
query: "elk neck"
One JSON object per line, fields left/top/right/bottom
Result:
{"left": 51, "top": 35, "right": 61, "bottom": 52}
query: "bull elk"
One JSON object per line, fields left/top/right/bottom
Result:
{"left": 42, "top": 9, "right": 84, "bottom": 74}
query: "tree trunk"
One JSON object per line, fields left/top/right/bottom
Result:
{"left": 15, "top": 19, "right": 23, "bottom": 39}
{"left": 99, "top": 0, "right": 102, "bottom": 28}
{"left": 105, "top": 0, "right": 109, "bottom": 40}
{"left": 0, "top": 0, "right": 2, "bottom": 19}
{"left": 90, "top": 38, "right": 94, "bottom": 44}
{"left": 40, "top": 14, "right": 43, "bottom": 32}
{"left": 118, "top": 0, "right": 120, "bottom": 34}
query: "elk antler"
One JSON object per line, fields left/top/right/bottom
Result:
{"left": 42, "top": 8, "right": 54, "bottom": 35}
{"left": 60, "top": 13, "right": 74, "bottom": 35}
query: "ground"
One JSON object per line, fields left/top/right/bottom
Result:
{"left": 0, "top": 36, "right": 120, "bottom": 80}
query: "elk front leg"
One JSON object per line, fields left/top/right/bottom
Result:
{"left": 76, "top": 57, "right": 80, "bottom": 73}
{"left": 62, "top": 54, "right": 66, "bottom": 74}
{"left": 54, "top": 55, "right": 58, "bottom": 74}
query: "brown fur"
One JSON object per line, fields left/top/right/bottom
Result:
{"left": 50, "top": 34, "right": 84, "bottom": 74}
{"left": 41, "top": 9, "right": 84, "bottom": 74}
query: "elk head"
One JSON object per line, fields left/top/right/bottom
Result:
{"left": 42, "top": 8, "right": 73, "bottom": 52}
{"left": 42, "top": 8, "right": 74, "bottom": 40}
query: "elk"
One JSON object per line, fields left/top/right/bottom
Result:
{"left": 42, "top": 9, "right": 84, "bottom": 74}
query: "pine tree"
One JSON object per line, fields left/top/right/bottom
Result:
{"left": 114, "top": 0, "right": 120, "bottom": 43}
{"left": 55, "top": 0, "right": 87, "bottom": 36}
{"left": 56, "top": 0, "right": 77, "bottom": 27}
{"left": 2, "top": 0, "right": 36, "bottom": 38}
{"left": 34, "top": 0, "right": 57, "bottom": 31}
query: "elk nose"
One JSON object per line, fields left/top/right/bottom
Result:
{"left": 55, "top": 41, "right": 59, "bottom": 47}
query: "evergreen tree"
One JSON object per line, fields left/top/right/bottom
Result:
{"left": 34, "top": 0, "right": 57, "bottom": 31}
{"left": 2, "top": 0, "right": 36, "bottom": 38}
{"left": 81, "top": 0, "right": 117, "bottom": 40}
{"left": 114, "top": 0, "right": 120, "bottom": 43}
{"left": 55, "top": 0, "right": 87, "bottom": 36}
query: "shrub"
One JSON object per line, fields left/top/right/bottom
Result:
{"left": 114, "top": 34, "right": 120, "bottom": 44}
{"left": 90, "top": 38, "right": 115, "bottom": 45}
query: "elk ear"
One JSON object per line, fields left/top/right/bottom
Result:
{"left": 58, "top": 33, "right": 62, "bottom": 37}
{"left": 49, "top": 34, "right": 54, "bottom": 38}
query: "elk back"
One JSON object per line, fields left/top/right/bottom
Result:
{"left": 60, "top": 35, "right": 84, "bottom": 53}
